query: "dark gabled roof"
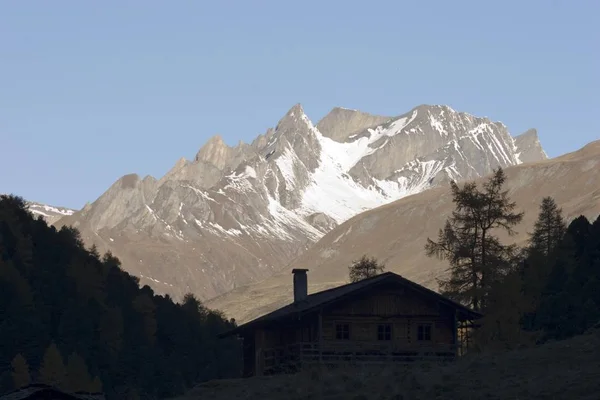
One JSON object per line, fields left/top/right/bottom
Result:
{"left": 0, "top": 384, "right": 105, "bottom": 400}
{"left": 219, "top": 272, "right": 482, "bottom": 337}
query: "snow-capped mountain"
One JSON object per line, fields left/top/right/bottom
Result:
{"left": 27, "top": 201, "right": 76, "bottom": 225}
{"left": 55, "top": 104, "right": 546, "bottom": 301}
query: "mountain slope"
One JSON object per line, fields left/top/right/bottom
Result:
{"left": 56, "top": 104, "right": 546, "bottom": 301}
{"left": 207, "top": 140, "right": 600, "bottom": 323}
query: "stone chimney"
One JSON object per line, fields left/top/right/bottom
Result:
{"left": 292, "top": 269, "right": 309, "bottom": 303}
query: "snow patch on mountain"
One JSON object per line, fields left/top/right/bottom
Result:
{"left": 30, "top": 204, "right": 75, "bottom": 218}
{"left": 25, "top": 201, "right": 76, "bottom": 225}
{"left": 224, "top": 167, "right": 257, "bottom": 192}
{"left": 266, "top": 194, "right": 323, "bottom": 240}
{"left": 275, "top": 148, "right": 299, "bottom": 190}
{"left": 278, "top": 108, "right": 433, "bottom": 223}
{"left": 299, "top": 130, "right": 392, "bottom": 223}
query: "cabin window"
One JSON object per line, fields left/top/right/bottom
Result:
{"left": 335, "top": 323, "right": 350, "bottom": 340}
{"left": 377, "top": 324, "right": 392, "bottom": 341}
{"left": 417, "top": 324, "right": 432, "bottom": 341}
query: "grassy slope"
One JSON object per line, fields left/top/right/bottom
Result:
{"left": 174, "top": 328, "right": 600, "bottom": 400}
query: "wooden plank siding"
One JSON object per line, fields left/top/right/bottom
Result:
{"left": 321, "top": 284, "right": 455, "bottom": 346}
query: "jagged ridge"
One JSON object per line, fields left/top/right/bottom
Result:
{"left": 55, "top": 103, "right": 547, "bottom": 301}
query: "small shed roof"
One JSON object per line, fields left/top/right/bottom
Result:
{"left": 220, "top": 272, "right": 482, "bottom": 337}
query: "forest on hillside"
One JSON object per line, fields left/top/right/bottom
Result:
{"left": 0, "top": 195, "right": 241, "bottom": 399}
{"left": 426, "top": 168, "right": 600, "bottom": 348}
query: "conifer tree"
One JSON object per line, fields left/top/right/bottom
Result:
{"left": 425, "top": 168, "right": 523, "bottom": 311}
{"left": 182, "top": 293, "right": 208, "bottom": 319}
{"left": 90, "top": 375, "right": 103, "bottom": 393}
{"left": 89, "top": 244, "right": 100, "bottom": 259}
{"left": 528, "top": 196, "right": 566, "bottom": 257}
{"left": 66, "top": 352, "right": 92, "bottom": 392}
{"left": 521, "top": 197, "right": 567, "bottom": 329}
{"left": 133, "top": 293, "right": 157, "bottom": 345}
{"left": 11, "top": 353, "right": 31, "bottom": 389}
{"left": 39, "top": 342, "right": 67, "bottom": 389}
{"left": 348, "top": 255, "right": 385, "bottom": 282}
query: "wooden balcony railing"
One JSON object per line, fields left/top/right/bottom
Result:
{"left": 261, "top": 341, "right": 457, "bottom": 373}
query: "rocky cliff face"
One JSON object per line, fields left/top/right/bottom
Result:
{"left": 56, "top": 103, "right": 547, "bottom": 301}
{"left": 514, "top": 128, "right": 548, "bottom": 163}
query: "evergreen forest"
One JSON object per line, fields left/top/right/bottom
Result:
{"left": 0, "top": 195, "right": 241, "bottom": 399}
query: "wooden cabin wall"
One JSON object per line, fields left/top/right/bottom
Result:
{"left": 254, "top": 329, "right": 266, "bottom": 376}
{"left": 320, "top": 316, "right": 454, "bottom": 344}
{"left": 252, "top": 317, "right": 319, "bottom": 375}
{"left": 326, "top": 284, "right": 442, "bottom": 315}
{"left": 321, "top": 284, "right": 456, "bottom": 345}
{"left": 242, "top": 332, "right": 256, "bottom": 377}
{"left": 259, "top": 316, "right": 319, "bottom": 348}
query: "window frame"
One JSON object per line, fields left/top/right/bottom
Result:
{"left": 377, "top": 323, "right": 392, "bottom": 341}
{"left": 417, "top": 323, "right": 433, "bottom": 341}
{"left": 335, "top": 323, "right": 350, "bottom": 340}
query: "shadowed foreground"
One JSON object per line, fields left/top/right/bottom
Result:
{"left": 174, "top": 327, "right": 600, "bottom": 400}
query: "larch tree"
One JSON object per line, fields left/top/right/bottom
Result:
{"left": 425, "top": 168, "right": 523, "bottom": 312}
{"left": 38, "top": 341, "right": 67, "bottom": 389}
{"left": 11, "top": 353, "right": 31, "bottom": 389}
{"left": 348, "top": 255, "right": 385, "bottom": 283}
{"left": 90, "top": 375, "right": 103, "bottom": 393}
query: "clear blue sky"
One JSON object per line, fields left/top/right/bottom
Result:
{"left": 1, "top": 1, "right": 598, "bottom": 209}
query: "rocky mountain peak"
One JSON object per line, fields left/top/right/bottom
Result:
{"left": 172, "top": 157, "right": 188, "bottom": 171}
{"left": 119, "top": 173, "right": 141, "bottom": 189}
{"left": 262, "top": 103, "right": 321, "bottom": 166}
{"left": 117, "top": 173, "right": 157, "bottom": 190}
{"left": 285, "top": 103, "right": 305, "bottom": 117}
{"left": 142, "top": 175, "right": 157, "bottom": 185}
{"left": 516, "top": 128, "right": 543, "bottom": 145}
{"left": 207, "top": 133, "right": 227, "bottom": 145}
{"left": 514, "top": 128, "right": 547, "bottom": 163}
{"left": 195, "top": 134, "right": 232, "bottom": 169}
{"left": 273, "top": 104, "right": 311, "bottom": 132}
{"left": 316, "top": 107, "right": 391, "bottom": 142}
